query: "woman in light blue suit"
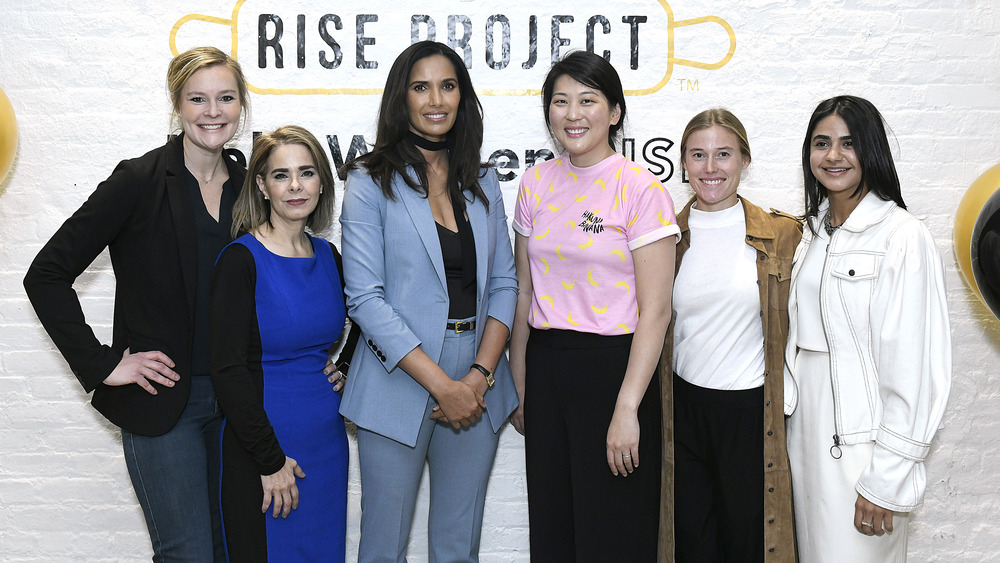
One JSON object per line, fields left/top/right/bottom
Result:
{"left": 339, "top": 41, "right": 518, "bottom": 563}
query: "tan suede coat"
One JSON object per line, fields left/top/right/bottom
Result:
{"left": 658, "top": 197, "right": 801, "bottom": 562}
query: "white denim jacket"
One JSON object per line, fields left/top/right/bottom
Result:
{"left": 784, "top": 192, "right": 951, "bottom": 512}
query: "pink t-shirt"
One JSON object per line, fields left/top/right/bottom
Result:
{"left": 513, "top": 154, "right": 679, "bottom": 335}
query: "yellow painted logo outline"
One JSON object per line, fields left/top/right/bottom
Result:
{"left": 169, "top": 0, "right": 735, "bottom": 96}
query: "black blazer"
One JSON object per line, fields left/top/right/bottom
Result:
{"left": 24, "top": 134, "right": 246, "bottom": 436}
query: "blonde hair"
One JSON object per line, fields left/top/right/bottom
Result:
{"left": 679, "top": 108, "right": 751, "bottom": 173}
{"left": 167, "top": 46, "right": 250, "bottom": 132}
{"left": 232, "top": 125, "right": 337, "bottom": 238}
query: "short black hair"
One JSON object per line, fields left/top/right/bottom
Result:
{"left": 542, "top": 51, "right": 626, "bottom": 150}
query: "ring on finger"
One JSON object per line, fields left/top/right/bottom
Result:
{"left": 622, "top": 453, "right": 631, "bottom": 458}
{"left": 860, "top": 521, "right": 873, "bottom": 528}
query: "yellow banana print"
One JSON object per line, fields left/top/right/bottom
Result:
{"left": 567, "top": 312, "right": 580, "bottom": 326}
{"left": 587, "top": 269, "right": 600, "bottom": 287}
{"left": 609, "top": 249, "right": 626, "bottom": 261}
{"left": 616, "top": 281, "right": 631, "bottom": 293}
{"left": 560, "top": 280, "right": 575, "bottom": 289}
{"left": 578, "top": 236, "right": 594, "bottom": 249}
{"left": 592, "top": 304, "right": 609, "bottom": 314}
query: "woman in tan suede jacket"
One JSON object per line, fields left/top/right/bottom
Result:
{"left": 658, "top": 109, "right": 799, "bottom": 563}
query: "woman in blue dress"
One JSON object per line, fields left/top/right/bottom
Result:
{"left": 210, "top": 125, "right": 351, "bottom": 562}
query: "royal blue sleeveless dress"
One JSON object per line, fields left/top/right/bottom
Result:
{"left": 212, "top": 233, "right": 348, "bottom": 562}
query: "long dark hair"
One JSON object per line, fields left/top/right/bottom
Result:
{"left": 802, "top": 95, "right": 905, "bottom": 226}
{"left": 344, "top": 41, "right": 487, "bottom": 207}
{"left": 542, "top": 51, "right": 627, "bottom": 151}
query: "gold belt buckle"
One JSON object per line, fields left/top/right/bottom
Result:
{"left": 453, "top": 321, "right": 473, "bottom": 333}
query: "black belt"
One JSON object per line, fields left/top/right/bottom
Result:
{"left": 446, "top": 320, "right": 476, "bottom": 333}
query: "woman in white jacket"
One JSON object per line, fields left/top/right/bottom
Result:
{"left": 785, "top": 95, "right": 950, "bottom": 563}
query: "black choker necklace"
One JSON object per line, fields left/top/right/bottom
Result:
{"left": 408, "top": 131, "right": 449, "bottom": 151}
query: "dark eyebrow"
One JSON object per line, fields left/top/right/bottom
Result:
{"left": 812, "top": 134, "right": 852, "bottom": 142}
{"left": 270, "top": 164, "right": 316, "bottom": 174}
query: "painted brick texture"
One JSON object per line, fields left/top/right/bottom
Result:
{"left": 1, "top": 1, "right": 998, "bottom": 561}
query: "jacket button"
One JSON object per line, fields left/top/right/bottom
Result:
{"left": 769, "top": 547, "right": 775, "bottom": 553}
{"left": 760, "top": 255, "right": 766, "bottom": 261}
{"left": 757, "top": 279, "right": 762, "bottom": 285}
{"left": 767, "top": 462, "right": 773, "bottom": 468}
{"left": 767, "top": 430, "right": 773, "bottom": 436}
{"left": 768, "top": 487, "right": 775, "bottom": 492}
{"left": 849, "top": 269, "right": 855, "bottom": 276}
{"left": 768, "top": 518, "right": 775, "bottom": 524}
{"left": 766, "top": 400, "right": 771, "bottom": 406}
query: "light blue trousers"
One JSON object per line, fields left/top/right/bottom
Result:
{"left": 356, "top": 325, "right": 501, "bottom": 563}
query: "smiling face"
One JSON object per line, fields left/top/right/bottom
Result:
{"left": 406, "top": 54, "right": 461, "bottom": 142}
{"left": 256, "top": 143, "right": 322, "bottom": 228}
{"left": 547, "top": 74, "right": 621, "bottom": 167}
{"left": 809, "top": 114, "right": 865, "bottom": 199}
{"left": 683, "top": 125, "right": 749, "bottom": 212}
{"left": 177, "top": 65, "right": 241, "bottom": 153}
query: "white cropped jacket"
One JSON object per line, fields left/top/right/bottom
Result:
{"left": 784, "top": 193, "right": 951, "bottom": 512}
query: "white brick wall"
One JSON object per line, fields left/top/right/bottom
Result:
{"left": 1, "top": 1, "right": 998, "bottom": 560}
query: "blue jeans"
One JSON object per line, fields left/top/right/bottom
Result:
{"left": 122, "top": 376, "right": 224, "bottom": 562}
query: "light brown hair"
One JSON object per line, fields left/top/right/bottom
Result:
{"left": 680, "top": 108, "right": 751, "bottom": 172}
{"left": 231, "top": 125, "right": 337, "bottom": 238}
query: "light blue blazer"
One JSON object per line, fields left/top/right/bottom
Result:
{"left": 339, "top": 166, "right": 519, "bottom": 447}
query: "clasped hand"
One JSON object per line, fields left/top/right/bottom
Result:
{"left": 429, "top": 371, "right": 487, "bottom": 429}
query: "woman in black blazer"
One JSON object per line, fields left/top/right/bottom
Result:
{"left": 23, "top": 46, "right": 249, "bottom": 562}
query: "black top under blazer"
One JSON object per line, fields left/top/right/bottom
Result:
{"left": 24, "top": 134, "right": 246, "bottom": 436}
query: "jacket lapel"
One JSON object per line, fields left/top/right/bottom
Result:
{"left": 163, "top": 134, "right": 199, "bottom": 323}
{"left": 466, "top": 191, "right": 488, "bottom": 304}
{"left": 398, "top": 183, "right": 448, "bottom": 291}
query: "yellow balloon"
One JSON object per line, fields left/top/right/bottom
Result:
{"left": 954, "top": 162, "right": 1000, "bottom": 318}
{"left": 0, "top": 85, "right": 17, "bottom": 193}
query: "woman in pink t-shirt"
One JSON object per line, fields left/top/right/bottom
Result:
{"left": 508, "top": 50, "right": 680, "bottom": 561}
